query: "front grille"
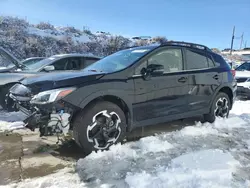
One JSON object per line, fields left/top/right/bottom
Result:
{"left": 236, "top": 77, "right": 248, "bottom": 83}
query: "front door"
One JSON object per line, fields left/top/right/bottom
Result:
{"left": 132, "top": 47, "right": 190, "bottom": 125}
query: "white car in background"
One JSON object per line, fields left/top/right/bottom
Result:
{"left": 235, "top": 61, "right": 250, "bottom": 98}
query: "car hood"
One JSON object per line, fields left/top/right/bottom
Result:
{"left": 0, "top": 72, "right": 42, "bottom": 86}
{"left": 0, "top": 66, "right": 21, "bottom": 73}
{"left": 235, "top": 71, "right": 250, "bottom": 78}
{"left": 21, "top": 70, "right": 105, "bottom": 93}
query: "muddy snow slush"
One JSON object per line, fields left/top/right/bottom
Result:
{"left": 6, "top": 41, "right": 237, "bottom": 154}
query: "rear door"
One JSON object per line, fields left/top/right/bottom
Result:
{"left": 184, "top": 48, "right": 220, "bottom": 111}
{"left": 133, "top": 47, "right": 190, "bottom": 123}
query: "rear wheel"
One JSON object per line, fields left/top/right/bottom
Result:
{"left": 73, "top": 101, "right": 127, "bottom": 154}
{"left": 204, "top": 92, "right": 231, "bottom": 123}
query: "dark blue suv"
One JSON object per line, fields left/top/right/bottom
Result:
{"left": 8, "top": 41, "right": 237, "bottom": 154}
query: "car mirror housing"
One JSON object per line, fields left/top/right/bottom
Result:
{"left": 140, "top": 64, "right": 164, "bottom": 80}
{"left": 43, "top": 65, "right": 55, "bottom": 72}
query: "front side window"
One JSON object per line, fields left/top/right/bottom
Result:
{"left": 186, "top": 49, "right": 209, "bottom": 70}
{"left": 135, "top": 48, "right": 183, "bottom": 74}
{"left": 52, "top": 58, "right": 68, "bottom": 70}
{"left": 84, "top": 46, "right": 156, "bottom": 73}
{"left": 65, "top": 57, "right": 81, "bottom": 70}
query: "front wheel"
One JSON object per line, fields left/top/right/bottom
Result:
{"left": 204, "top": 92, "right": 231, "bottom": 123}
{"left": 72, "top": 101, "right": 127, "bottom": 154}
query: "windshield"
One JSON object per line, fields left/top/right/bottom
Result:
{"left": 21, "top": 58, "right": 44, "bottom": 66}
{"left": 235, "top": 62, "right": 250, "bottom": 71}
{"left": 84, "top": 47, "right": 154, "bottom": 73}
{"left": 24, "top": 57, "right": 55, "bottom": 71}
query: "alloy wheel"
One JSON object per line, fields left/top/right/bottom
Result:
{"left": 214, "top": 97, "right": 229, "bottom": 118}
{"left": 86, "top": 110, "right": 121, "bottom": 150}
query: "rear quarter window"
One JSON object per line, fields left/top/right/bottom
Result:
{"left": 211, "top": 53, "right": 226, "bottom": 67}
{"left": 186, "top": 49, "right": 208, "bottom": 70}
{"left": 207, "top": 54, "right": 215, "bottom": 67}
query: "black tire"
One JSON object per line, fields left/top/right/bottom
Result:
{"left": 72, "top": 101, "right": 127, "bottom": 154}
{"left": 204, "top": 92, "right": 231, "bottom": 123}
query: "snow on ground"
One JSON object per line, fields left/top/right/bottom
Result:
{"left": 0, "top": 121, "right": 24, "bottom": 132}
{"left": 1, "top": 100, "right": 250, "bottom": 187}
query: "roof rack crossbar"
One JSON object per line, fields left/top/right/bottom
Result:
{"left": 161, "top": 41, "right": 211, "bottom": 51}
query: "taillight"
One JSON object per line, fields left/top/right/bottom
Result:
{"left": 231, "top": 69, "right": 236, "bottom": 77}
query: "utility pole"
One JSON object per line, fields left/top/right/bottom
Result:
{"left": 230, "top": 26, "right": 235, "bottom": 55}
{"left": 240, "top": 32, "right": 244, "bottom": 50}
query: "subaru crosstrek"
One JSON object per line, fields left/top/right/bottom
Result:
{"left": 7, "top": 41, "right": 237, "bottom": 154}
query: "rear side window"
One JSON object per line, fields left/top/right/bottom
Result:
{"left": 186, "top": 49, "right": 208, "bottom": 69}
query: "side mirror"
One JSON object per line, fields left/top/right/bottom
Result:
{"left": 147, "top": 64, "right": 164, "bottom": 76}
{"left": 141, "top": 63, "right": 164, "bottom": 80}
{"left": 43, "top": 65, "right": 55, "bottom": 72}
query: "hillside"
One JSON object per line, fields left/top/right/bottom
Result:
{"left": 0, "top": 16, "right": 167, "bottom": 60}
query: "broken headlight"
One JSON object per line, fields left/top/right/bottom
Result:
{"left": 30, "top": 87, "right": 76, "bottom": 104}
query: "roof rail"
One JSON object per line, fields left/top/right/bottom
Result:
{"left": 161, "top": 41, "right": 212, "bottom": 52}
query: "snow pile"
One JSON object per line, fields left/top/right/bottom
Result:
{"left": 0, "top": 168, "right": 87, "bottom": 188}
{"left": 0, "top": 121, "right": 25, "bottom": 132}
{"left": 1, "top": 100, "right": 250, "bottom": 187}
{"left": 126, "top": 149, "right": 239, "bottom": 188}
{"left": 179, "top": 122, "right": 221, "bottom": 136}
{"left": 0, "top": 111, "right": 26, "bottom": 122}
{"left": 231, "top": 100, "right": 250, "bottom": 115}
{"left": 180, "top": 116, "right": 247, "bottom": 136}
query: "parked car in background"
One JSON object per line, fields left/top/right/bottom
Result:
{"left": 0, "top": 53, "right": 101, "bottom": 109}
{"left": 7, "top": 41, "right": 236, "bottom": 154}
{"left": 235, "top": 61, "right": 250, "bottom": 98}
{"left": 21, "top": 57, "right": 45, "bottom": 66}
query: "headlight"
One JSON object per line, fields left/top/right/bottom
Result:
{"left": 30, "top": 87, "right": 76, "bottom": 104}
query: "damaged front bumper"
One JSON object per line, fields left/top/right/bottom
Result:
{"left": 7, "top": 83, "right": 74, "bottom": 137}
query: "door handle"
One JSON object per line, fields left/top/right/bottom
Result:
{"left": 213, "top": 75, "right": 219, "bottom": 80}
{"left": 178, "top": 77, "right": 187, "bottom": 83}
